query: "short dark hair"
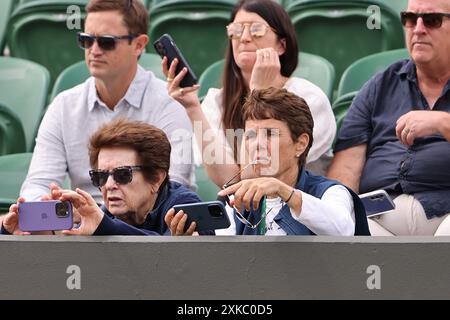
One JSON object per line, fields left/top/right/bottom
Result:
{"left": 86, "top": 0, "right": 149, "bottom": 36}
{"left": 242, "top": 88, "right": 314, "bottom": 167}
{"left": 89, "top": 118, "right": 171, "bottom": 188}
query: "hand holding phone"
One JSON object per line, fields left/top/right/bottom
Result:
{"left": 153, "top": 34, "right": 197, "bottom": 88}
{"left": 18, "top": 200, "right": 73, "bottom": 232}
{"left": 172, "top": 201, "right": 230, "bottom": 233}
{"left": 359, "top": 190, "right": 395, "bottom": 218}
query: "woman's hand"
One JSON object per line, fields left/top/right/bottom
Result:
{"left": 164, "top": 208, "right": 196, "bottom": 236}
{"left": 40, "top": 183, "right": 81, "bottom": 224}
{"left": 218, "top": 177, "right": 284, "bottom": 211}
{"left": 162, "top": 56, "right": 201, "bottom": 110}
{"left": 2, "top": 198, "right": 30, "bottom": 235}
{"left": 60, "top": 188, "right": 104, "bottom": 236}
{"left": 249, "top": 48, "right": 286, "bottom": 91}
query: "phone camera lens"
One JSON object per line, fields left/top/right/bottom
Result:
{"left": 208, "top": 205, "right": 223, "bottom": 218}
{"left": 55, "top": 202, "right": 69, "bottom": 218}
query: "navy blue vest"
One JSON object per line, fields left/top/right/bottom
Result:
{"left": 234, "top": 168, "right": 370, "bottom": 235}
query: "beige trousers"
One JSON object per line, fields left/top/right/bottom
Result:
{"left": 368, "top": 194, "right": 450, "bottom": 236}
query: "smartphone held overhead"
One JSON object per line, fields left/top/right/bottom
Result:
{"left": 18, "top": 200, "right": 73, "bottom": 232}
{"left": 153, "top": 33, "right": 198, "bottom": 88}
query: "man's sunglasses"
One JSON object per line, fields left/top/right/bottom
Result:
{"left": 89, "top": 166, "right": 144, "bottom": 188}
{"left": 77, "top": 32, "right": 137, "bottom": 51}
{"left": 400, "top": 11, "right": 450, "bottom": 29}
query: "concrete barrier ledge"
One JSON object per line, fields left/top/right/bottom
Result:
{"left": 1, "top": 236, "right": 449, "bottom": 299}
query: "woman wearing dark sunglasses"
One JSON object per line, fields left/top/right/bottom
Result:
{"left": 2, "top": 119, "right": 205, "bottom": 236}
{"left": 1, "top": 119, "right": 205, "bottom": 236}
{"left": 163, "top": 0, "right": 335, "bottom": 185}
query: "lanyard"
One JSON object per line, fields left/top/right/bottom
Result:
{"left": 258, "top": 196, "right": 266, "bottom": 235}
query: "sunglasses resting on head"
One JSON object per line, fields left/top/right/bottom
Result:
{"left": 400, "top": 11, "right": 450, "bottom": 29}
{"left": 77, "top": 32, "right": 137, "bottom": 51}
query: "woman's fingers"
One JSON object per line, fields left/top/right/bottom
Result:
{"left": 185, "top": 221, "right": 196, "bottom": 235}
{"left": 167, "top": 58, "right": 179, "bottom": 83}
{"left": 162, "top": 56, "right": 169, "bottom": 77}
{"left": 164, "top": 208, "right": 175, "bottom": 227}
{"left": 75, "top": 188, "right": 97, "bottom": 206}
{"left": 62, "top": 229, "right": 82, "bottom": 236}
{"left": 176, "top": 213, "right": 188, "bottom": 235}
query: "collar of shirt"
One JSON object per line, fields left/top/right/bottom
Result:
{"left": 87, "top": 65, "right": 148, "bottom": 112}
{"left": 396, "top": 59, "right": 450, "bottom": 95}
{"left": 396, "top": 59, "right": 417, "bottom": 83}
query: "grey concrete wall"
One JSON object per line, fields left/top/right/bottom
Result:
{"left": 1, "top": 236, "right": 450, "bottom": 299}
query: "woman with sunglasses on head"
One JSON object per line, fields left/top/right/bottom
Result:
{"left": 1, "top": 119, "right": 207, "bottom": 236}
{"left": 167, "top": 88, "right": 370, "bottom": 236}
{"left": 163, "top": 0, "right": 335, "bottom": 186}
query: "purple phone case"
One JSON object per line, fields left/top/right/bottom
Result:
{"left": 18, "top": 201, "right": 73, "bottom": 232}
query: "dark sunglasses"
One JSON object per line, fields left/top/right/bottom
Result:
{"left": 77, "top": 32, "right": 137, "bottom": 51}
{"left": 400, "top": 11, "right": 450, "bottom": 29}
{"left": 89, "top": 166, "right": 144, "bottom": 188}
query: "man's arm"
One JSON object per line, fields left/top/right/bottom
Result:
{"left": 326, "top": 144, "right": 367, "bottom": 193}
{"left": 441, "top": 113, "right": 450, "bottom": 142}
{"left": 20, "top": 96, "right": 68, "bottom": 200}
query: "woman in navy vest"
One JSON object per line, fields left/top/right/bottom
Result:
{"left": 213, "top": 88, "right": 370, "bottom": 236}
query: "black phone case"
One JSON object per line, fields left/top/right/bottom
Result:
{"left": 173, "top": 201, "right": 230, "bottom": 232}
{"left": 153, "top": 34, "right": 197, "bottom": 88}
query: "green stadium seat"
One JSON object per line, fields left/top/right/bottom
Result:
{"left": 195, "top": 165, "right": 220, "bottom": 202}
{"left": 0, "top": 152, "right": 32, "bottom": 212}
{"left": 198, "top": 52, "right": 335, "bottom": 100}
{"left": 0, "top": 103, "right": 27, "bottom": 155}
{"left": 148, "top": 0, "right": 236, "bottom": 76}
{"left": 0, "top": 57, "right": 50, "bottom": 152}
{"left": 337, "top": 48, "right": 409, "bottom": 98}
{"left": 0, "top": 0, "right": 15, "bottom": 55}
{"left": 50, "top": 53, "right": 166, "bottom": 101}
{"left": 286, "top": 0, "right": 405, "bottom": 92}
{"left": 8, "top": 0, "right": 89, "bottom": 85}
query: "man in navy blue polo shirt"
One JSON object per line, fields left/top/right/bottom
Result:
{"left": 327, "top": 0, "right": 450, "bottom": 235}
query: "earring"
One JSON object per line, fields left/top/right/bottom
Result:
{"left": 296, "top": 153, "right": 301, "bottom": 158}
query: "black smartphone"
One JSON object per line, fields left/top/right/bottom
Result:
{"left": 359, "top": 190, "right": 395, "bottom": 217}
{"left": 172, "top": 201, "right": 230, "bottom": 232}
{"left": 153, "top": 34, "right": 198, "bottom": 88}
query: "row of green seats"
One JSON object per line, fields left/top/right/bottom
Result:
{"left": 3, "top": 0, "right": 407, "bottom": 89}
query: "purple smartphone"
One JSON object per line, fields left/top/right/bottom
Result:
{"left": 18, "top": 200, "right": 73, "bottom": 232}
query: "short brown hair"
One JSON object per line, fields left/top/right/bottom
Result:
{"left": 242, "top": 88, "right": 314, "bottom": 167}
{"left": 86, "top": 0, "right": 149, "bottom": 36}
{"left": 89, "top": 118, "right": 171, "bottom": 188}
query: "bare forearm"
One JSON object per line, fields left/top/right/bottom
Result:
{"left": 327, "top": 144, "right": 367, "bottom": 193}
{"left": 186, "top": 106, "right": 240, "bottom": 187}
